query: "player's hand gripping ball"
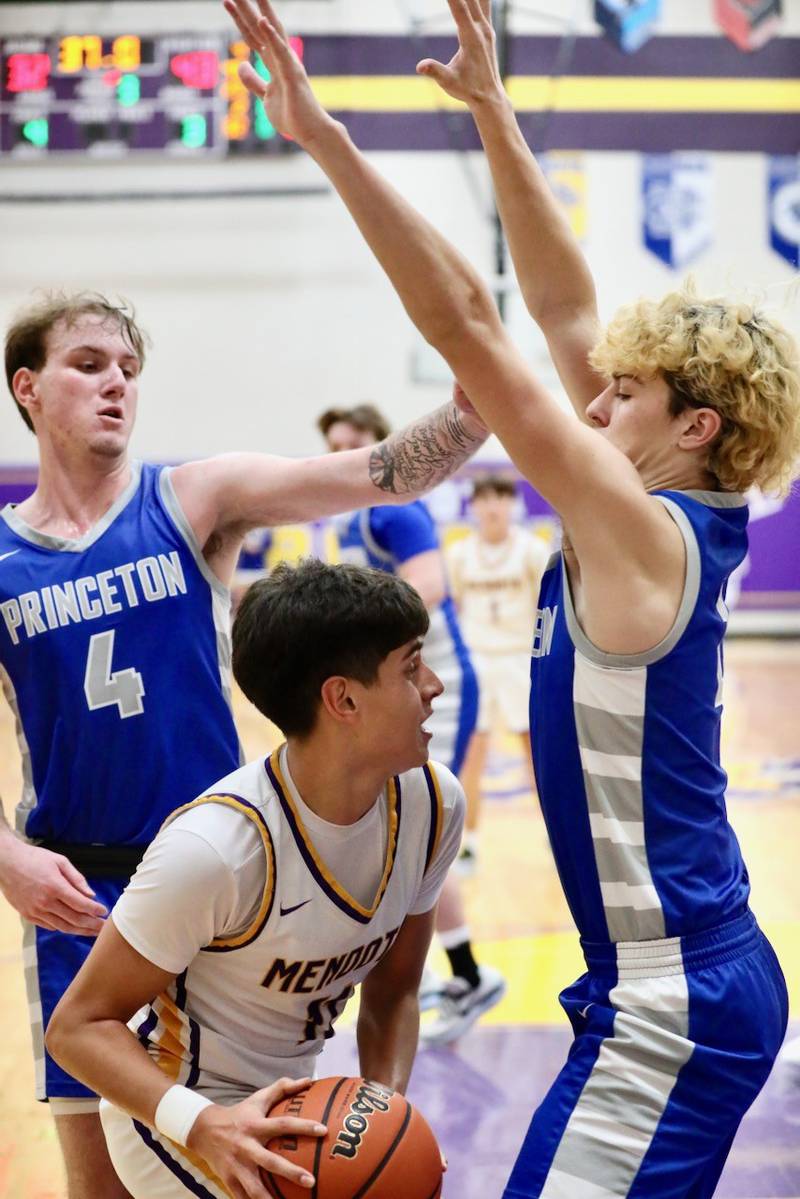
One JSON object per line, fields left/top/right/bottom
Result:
{"left": 265, "top": 1076, "right": 443, "bottom": 1198}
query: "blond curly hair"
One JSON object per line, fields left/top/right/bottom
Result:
{"left": 589, "top": 284, "right": 800, "bottom": 495}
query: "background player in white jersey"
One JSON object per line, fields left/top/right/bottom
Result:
{"left": 447, "top": 474, "right": 548, "bottom": 871}
{"left": 46, "top": 558, "right": 464, "bottom": 1199}
{"left": 222, "top": 1, "right": 800, "bottom": 1194}
{"left": 317, "top": 404, "right": 506, "bottom": 1045}
{"left": 0, "top": 293, "right": 486, "bottom": 1198}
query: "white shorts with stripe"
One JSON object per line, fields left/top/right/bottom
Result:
{"left": 101, "top": 1100, "right": 231, "bottom": 1199}
{"left": 474, "top": 651, "right": 530, "bottom": 735}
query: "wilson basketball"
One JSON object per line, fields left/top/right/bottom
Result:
{"left": 265, "top": 1076, "right": 443, "bottom": 1199}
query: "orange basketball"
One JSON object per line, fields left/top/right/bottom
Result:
{"left": 265, "top": 1076, "right": 443, "bottom": 1199}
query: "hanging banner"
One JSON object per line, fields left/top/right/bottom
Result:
{"left": 540, "top": 153, "right": 588, "bottom": 242}
{"left": 768, "top": 156, "right": 800, "bottom": 270}
{"left": 713, "top": 0, "right": 782, "bottom": 53}
{"left": 642, "top": 154, "right": 713, "bottom": 270}
{"left": 594, "top": 0, "right": 661, "bottom": 54}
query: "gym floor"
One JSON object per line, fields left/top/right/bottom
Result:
{"left": 1, "top": 638, "right": 798, "bottom": 1198}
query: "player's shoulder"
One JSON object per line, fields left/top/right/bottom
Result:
{"left": 165, "top": 756, "right": 277, "bottom": 869}
{"left": 398, "top": 760, "right": 464, "bottom": 813}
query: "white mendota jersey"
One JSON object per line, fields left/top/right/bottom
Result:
{"left": 447, "top": 527, "right": 549, "bottom": 654}
{"left": 112, "top": 747, "right": 463, "bottom": 1103}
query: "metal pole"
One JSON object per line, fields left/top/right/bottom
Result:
{"left": 492, "top": 0, "right": 511, "bottom": 321}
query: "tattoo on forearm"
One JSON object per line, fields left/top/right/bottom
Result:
{"left": 369, "top": 403, "right": 484, "bottom": 495}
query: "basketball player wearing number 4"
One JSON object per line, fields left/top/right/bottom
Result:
{"left": 219, "top": 0, "right": 800, "bottom": 1196}
{"left": 47, "top": 558, "right": 461, "bottom": 1198}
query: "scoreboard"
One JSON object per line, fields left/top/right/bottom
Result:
{"left": 0, "top": 33, "right": 304, "bottom": 158}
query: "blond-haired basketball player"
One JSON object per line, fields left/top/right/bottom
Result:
{"left": 221, "top": 1, "right": 800, "bottom": 1195}
{"left": 46, "top": 560, "right": 463, "bottom": 1198}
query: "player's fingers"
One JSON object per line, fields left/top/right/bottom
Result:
{"left": 231, "top": 1167, "right": 273, "bottom": 1199}
{"left": 416, "top": 60, "right": 459, "bottom": 92}
{"left": 464, "top": 0, "right": 488, "bottom": 23}
{"left": 261, "top": 1116, "right": 327, "bottom": 1139}
{"left": 252, "top": 1076, "right": 312, "bottom": 1113}
{"left": 255, "top": 17, "right": 299, "bottom": 72}
{"left": 268, "top": 1075, "right": 312, "bottom": 1099}
{"left": 25, "top": 913, "right": 58, "bottom": 932}
{"left": 53, "top": 855, "right": 97, "bottom": 898}
{"left": 445, "top": 0, "right": 478, "bottom": 37}
{"left": 238, "top": 61, "right": 269, "bottom": 98}
{"left": 53, "top": 876, "right": 108, "bottom": 919}
{"left": 47, "top": 900, "right": 105, "bottom": 935}
{"left": 224, "top": 0, "right": 264, "bottom": 48}
{"left": 254, "top": 0, "right": 289, "bottom": 42}
{"left": 258, "top": 1148, "right": 315, "bottom": 1189}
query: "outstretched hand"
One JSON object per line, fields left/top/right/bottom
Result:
{"left": 416, "top": 0, "right": 504, "bottom": 107}
{"left": 223, "top": 0, "right": 333, "bottom": 146}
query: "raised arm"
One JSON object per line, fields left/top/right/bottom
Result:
{"left": 417, "top": 0, "right": 604, "bottom": 417}
{"left": 221, "top": 0, "right": 686, "bottom": 651}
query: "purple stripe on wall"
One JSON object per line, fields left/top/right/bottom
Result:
{"left": 328, "top": 111, "right": 800, "bottom": 154}
{"left": 303, "top": 35, "right": 800, "bottom": 81}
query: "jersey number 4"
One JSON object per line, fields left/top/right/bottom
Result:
{"left": 84, "top": 630, "right": 145, "bottom": 719}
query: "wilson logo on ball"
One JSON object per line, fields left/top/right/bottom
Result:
{"left": 331, "top": 1080, "right": 394, "bottom": 1160}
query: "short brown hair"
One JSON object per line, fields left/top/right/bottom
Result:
{"left": 317, "top": 403, "right": 391, "bottom": 443}
{"left": 5, "top": 292, "right": 148, "bottom": 432}
{"left": 233, "top": 558, "right": 428, "bottom": 737}
{"left": 471, "top": 473, "right": 518, "bottom": 500}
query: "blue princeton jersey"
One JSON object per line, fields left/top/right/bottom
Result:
{"left": 337, "top": 502, "right": 477, "bottom": 774}
{"left": 0, "top": 462, "right": 242, "bottom": 846}
{"left": 530, "top": 489, "right": 750, "bottom": 944}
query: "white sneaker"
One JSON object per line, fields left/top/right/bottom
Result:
{"left": 420, "top": 964, "right": 507, "bottom": 1046}
{"left": 418, "top": 965, "right": 446, "bottom": 1012}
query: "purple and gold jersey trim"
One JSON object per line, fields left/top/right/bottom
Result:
{"left": 137, "top": 985, "right": 200, "bottom": 1086}
{"left": 422, "top": 763, "right": 443, "bottom": 876}
{"left": 133, "top": 1119, "right": 226, "bottom": 1198}
{"left": 266, "top": 750, "right": 402, "bottom": 926}
{"left": 161, "top": 793, "right": 276, "bottom": 953}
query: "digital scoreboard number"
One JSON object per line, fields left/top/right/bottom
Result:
{"left": 0, "top": 33, "right": 304, "bottom": 157}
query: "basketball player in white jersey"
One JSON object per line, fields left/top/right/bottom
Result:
{"left": 46, "top": 559, "right": 463, "bottom": 1199}
{"left": 447, "top": 475, "right": 549, "bottom": 869}
{"left": 220, "top": 2, "right": 799, "bottom": 1195}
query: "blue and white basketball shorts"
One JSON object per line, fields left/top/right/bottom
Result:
{"left": 24, "top": 876, "right": 126, "bottom": 1100}
{"left": 504, "top": 910, "right": 788, "bottom": 1199}
{"left": 429, "top": 656, "right": 479, "bottom": 777}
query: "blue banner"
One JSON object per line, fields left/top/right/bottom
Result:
{"left": 768, "top": 156, "right": 800, "bottom": 269}
{"left": 594, "top": 0, "right": 661, "bottom": 53}
{"left": 642, "top": 154, "right": 713, "bottom": 270}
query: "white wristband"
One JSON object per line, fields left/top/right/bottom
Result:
{"left": 154, "top": 1085, "right": 214, "bottom": 1147}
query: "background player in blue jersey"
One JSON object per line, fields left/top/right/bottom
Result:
{"left": 225, "top": 1, "right": 800, "bottom": 1195}
{"left": 317, "top": 403, "right": 506, "bottom": 1045}
{"left": 0, "top": 291, "right": 487, "bottom": 1198}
